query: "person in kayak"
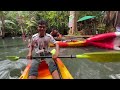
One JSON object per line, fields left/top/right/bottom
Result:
{"left": 50, "top": 27, "right": 62, "bottom": 39}
{"left": 27, "top": 19, "right": 60, "bottom": 79}
{"left": 116, "top": 24, "right": 120, "bottom": 32}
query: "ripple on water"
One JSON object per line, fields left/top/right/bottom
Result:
{"left": 109, "top": 74, "right": 120, "bottom": 79}
{"left": 0, "top": 59, "right": 28, "bottom": 79}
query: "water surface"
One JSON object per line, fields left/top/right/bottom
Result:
{"left": 0, "top": 37, "right": 120, "bottom": 79}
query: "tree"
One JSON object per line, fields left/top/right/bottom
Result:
{"left": 68, "top": 11, "right": 79, "bottom": 35}
{"left": 0, "top": 11, "right": 5, "bottom": 38}
{"left": 102, "top": 11, "right": 120, "bottom": 32}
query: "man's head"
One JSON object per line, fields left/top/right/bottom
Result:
{"left": 51, "top": 27, "right": 58, "bottom": 32}
{"left": 37, "top": 20, "right": 48, "bottom": 37}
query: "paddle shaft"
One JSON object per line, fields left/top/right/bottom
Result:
{"left": 7, "top": 51, "right": 120, "bottom": 62}
{"left": 20, "top": 55, "right": 77, "bottom": 59}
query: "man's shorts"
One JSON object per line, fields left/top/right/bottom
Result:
{"left": 29, "top": 52, "right": 57, "bottom": 76}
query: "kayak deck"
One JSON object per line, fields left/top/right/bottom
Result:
{"left": 19, "top": 60, "right": 53, "bottom": 79}
{"left": 37, "top": 60, "right": 53, "bottom": 79}
{"left": 19, "top": 58, "right": 73, "bottom": 79}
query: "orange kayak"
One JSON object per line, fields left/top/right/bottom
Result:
{"left": 50, "top": 32, "right": 120, "bottom": 50}
{"left": 19, "top": 58, "right": 73, "bottom": 79}
{"left": 49, "top": 40, "right": 86, "bottom": 47}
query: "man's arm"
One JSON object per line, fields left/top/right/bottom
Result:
{"left": 49, "top": 33, "right": 60, "bottom": 59}
{"left": 50, "top": 32, "right": 52, "bottom": 36}
{"left": 55, "top": 42, "right": 59, "bottom": 56}
{"left": 52, "top": 42, "right": 59, "bottom": 60}
{"left": 27, "top": 42, "right": 34, "bottom": 59}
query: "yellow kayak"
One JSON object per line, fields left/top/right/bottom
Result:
{"left": 55, "top": 58, "right": 73, "bottom": 79}
{"left": 19, "top": 58, "right": 73, "bottom": 79}
{"left": 49, "top": 40, "right": 86, "bottom": 47}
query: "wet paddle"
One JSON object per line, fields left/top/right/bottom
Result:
{"left": 6, "top": 50, "right": 120, "bottom": 62}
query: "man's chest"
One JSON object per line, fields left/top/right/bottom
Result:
{"left": 35, "top": 36, "right": 50, "bottom": 46}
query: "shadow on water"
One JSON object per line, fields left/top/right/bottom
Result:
{"left": 1, "top": 37, "right": 120, "bottom": 79}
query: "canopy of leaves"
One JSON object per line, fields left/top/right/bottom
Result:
{"left": 0, "top": 11, "right": 104, "bottom": 37}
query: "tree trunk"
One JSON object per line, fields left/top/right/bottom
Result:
{"left": 0, "top": 11, "right": 5, "bottom": 38}
{"left": 68, "top": 11, "right": 74, "bottom": 35}
{"left": 104, "top": 11, "right": 116, "bottom": 32}
{"left": 73, "top": 11, "right": 79, "bottom": 35}
{"left": 68, "top": 11, "right": 78, "bottom": 35}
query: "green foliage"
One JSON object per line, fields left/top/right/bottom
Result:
{"left": 36, "top": 11, "right": 69, "bottom": 34}
{"left": 78, "top": 11, "right": 103, "bottom": 25}
{"left": 4, "top": 11, "right": 38, "bottom": 36}
{"left": 77, "top": 11, "right": 104, "bottom": 34}
{"left": 96, "top": 23, "right": 106, "bottom": 33}
{"left": 1, "top": 11, "right": 104, "bottom": 37}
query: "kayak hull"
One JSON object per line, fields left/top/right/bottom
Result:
{"left": 55, "top": 58, "right": 73, "bottom": 79}
{"left": 49, "top": 41, "right": 86, "bottom": 47}
{"left": 50, "top": 32, "right": 120, "bottom": 50}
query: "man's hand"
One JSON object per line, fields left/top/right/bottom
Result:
{"left": 52, "top": 42, "right": 59, "bottom": 61}
{"left": 52, "top": 53, "right": 58, "bottom": 61}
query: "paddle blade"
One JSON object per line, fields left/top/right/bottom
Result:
{"left": 83, "top": 51, "right": 120, "bottom": 62}
{"left": 6, "top": 56, "right": 20, "bottom": 61}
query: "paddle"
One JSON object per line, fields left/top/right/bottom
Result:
{"left": 6, "top": 50, "right": 120, "bottom": 62}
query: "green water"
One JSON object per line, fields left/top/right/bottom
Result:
{"left": 1, "top": 37, "right": 120, "bottom": 79}
{"left": 0, "top": 37, "right": 28, "bottom": 60}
